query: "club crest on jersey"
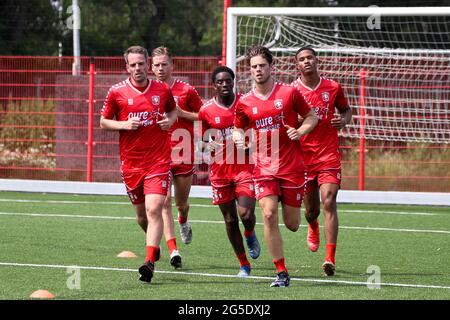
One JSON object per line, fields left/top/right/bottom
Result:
{"left": 252, "top": 107, "right": 258, "bottom": 114}
{"left": 152, "top": 95, "right": 160, "bottom": 106}
{"left": 274, "top": 99, "right": 283, "bottom": 110}
{"left": 127, "top": 98, "right": 133, "bottom": 105}
{"left": 321, "top": 92, "right": 330, "bottom": 102}
{"left": 215, "top": 117, "right": 221, "bottom": 124}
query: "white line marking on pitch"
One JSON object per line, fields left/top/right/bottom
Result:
{"left": 0, "top": 212, "right": 449, "bottom": 234}
{"left": 0, "top": 198, "right": 443, "bottom": 216}
{"left": 0, "top": 212, "right": 134, "bottom": 220}
{"left": 0, "top": 261, "right": 449, "bottom": 290}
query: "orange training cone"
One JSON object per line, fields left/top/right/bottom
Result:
{"left": 30, "top": 290, "right": 55, "bottom": 299}
{"left": 117, "top": 250, "right": 137, "bottom": 258}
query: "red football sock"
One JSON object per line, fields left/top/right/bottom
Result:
{"left": 237, "top": 252, "right": 250, "bottom": 267}
{"left": 145, "top": 246, "right": 160, "bottom": 263}
{"left": 178, "top": 214, "right": 188, "bottom": 224}
{"left": 166, "top": 238, "right": 177, "bottom": 255}
{"left": 273, "top": 258, "right": 288, "bottom": 273}
{"left": 243, "top": 229, "right": 254, "bottom": 238}
{"left": 325, "top": 243, "right": 336, "bottom": 264}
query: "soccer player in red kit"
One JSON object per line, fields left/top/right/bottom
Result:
{"left": 151, "top": 47, "right": 202, "bottom": 254}
{"left": 100, "top": 46, "right": 177, "bottom": 283}
{"left": 292, "top": 47, "right": 352, "bottom": 276}
{"left": 233, "top": 46, "right": 318, "bottom": 287}
{"left": 198, "top": 66, "right": 260, "bottom": 277}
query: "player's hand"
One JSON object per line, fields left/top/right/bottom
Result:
{"left": 285, "top": 124, "right": 301, "bottom": 140}
{"left": 157, "top": 114, "right": 173, "bottom": 130}
{"left": 176, "top": 105, "right": 184, "bottom": 118}
{"left": 331, "top": 113, "right": 346, "bottom": 130}
{"left": 207, "top": 140, "right": 223, "bottom": 152}
{"left": 232, "top": 130, "right": 246, "bottom": 149}
{"left": 123, "top": 116, "right": 141, "bottom": 130}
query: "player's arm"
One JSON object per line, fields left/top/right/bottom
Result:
{"left": 286, "top": 90, "right": 318, "bottom": 140}
{"left": 285, "top": 109, "right": 318, "bottom": 140}
{"left": 100, "top": 115, "right": 141, "bottom": 131}
{"left": 100, "top": 88, "right": 141, "bottom": 130}
{"left": 331, "top": 107, "right": 352, "bottom": 130}
{"left": 331, "top": 85, "right": 352, "bottom": 130}
{"left": 176, "top": 87, "right": 202, "bottom": 122}
{"left": 232, "top": 100, "right": 249, "bottom": 149}
{"left": 176, "top": 108, "right": 198, "bottom": 121}
{"left": 157, "top": 110, "right": 177, "bottom": 131}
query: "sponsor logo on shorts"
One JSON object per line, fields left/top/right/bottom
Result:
{"left": 162, "top": 181, "right": 167, "bottom": 188}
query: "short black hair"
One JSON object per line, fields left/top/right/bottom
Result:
{"left": 211, "top": 65, "right": 235, "bottom": 83}
{"left": 295, "top": 46, "right": 317, "bottom": 58}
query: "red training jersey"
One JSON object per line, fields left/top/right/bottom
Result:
{"left": 234, "top": 82, "right": 312, "bottom": 180}
{"left": 169, "top": 79, "right": 203, "bottom": 165}
{"left": 292, "top": 77, "right": 349, "bottom": 168}
{"left": 101, "top": 78, "right": 176, "bottom": 173}
{"left": 198, "top": 94, "right": 253, "bottom": 183}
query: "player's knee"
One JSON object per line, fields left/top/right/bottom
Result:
{"left": 305, "top": 207, "right": 320, "bottom": 220}
{"left": 286, "top": 223, "right": 299, "bottom": 232}
{"left": 262, "top": 209, "right": 277, "bottom": 225}
{"left": 322, "top": 197, "right": 337, "bottom": 213}
{"left": 284, "top": 218, "right": 300, "bottom": 232}
{"left": 223, "top": 214, "right": 239, "bottom": 228}
{"left": 239, "top": 207, "right": 254, "bottom": 222}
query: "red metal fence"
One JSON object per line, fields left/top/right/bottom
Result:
{"left": 0, "top": 56, "right": 449, "bottom": 192}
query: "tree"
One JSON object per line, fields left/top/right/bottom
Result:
{"left": 0, "top": 0, "right": 60, "bottom": 55}
{"left": 0, "top": 0, "right": 447, "bottom": 56}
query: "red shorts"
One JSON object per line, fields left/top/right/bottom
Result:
{"left": 122, "top": 169, "right": 171, "bottom": 205}
{"left": 254, "top": 172, "right": 307, "bottom": 207}
{"left": 211, "top": 180, "right": 255, "bottom": 205}
{"left": 170, "top": 163, "right": 195, "bottom": 177}
{"left": 305, "top": 167, "right": 341, "bottom": 194}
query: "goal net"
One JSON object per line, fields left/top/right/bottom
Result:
{"left": 226, "top": 7, "right": 450, "bottom": 143}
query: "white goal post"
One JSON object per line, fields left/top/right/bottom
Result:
{"left": 226, "top": 6, "right": 450, "bottom": 144}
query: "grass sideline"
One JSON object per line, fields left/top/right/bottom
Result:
{"left": 0, "top": 191, "right": 449, "bottom": 300}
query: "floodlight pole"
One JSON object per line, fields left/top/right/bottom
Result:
{"left": 72, "top": 0, "right": 81, "bottom": 76}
